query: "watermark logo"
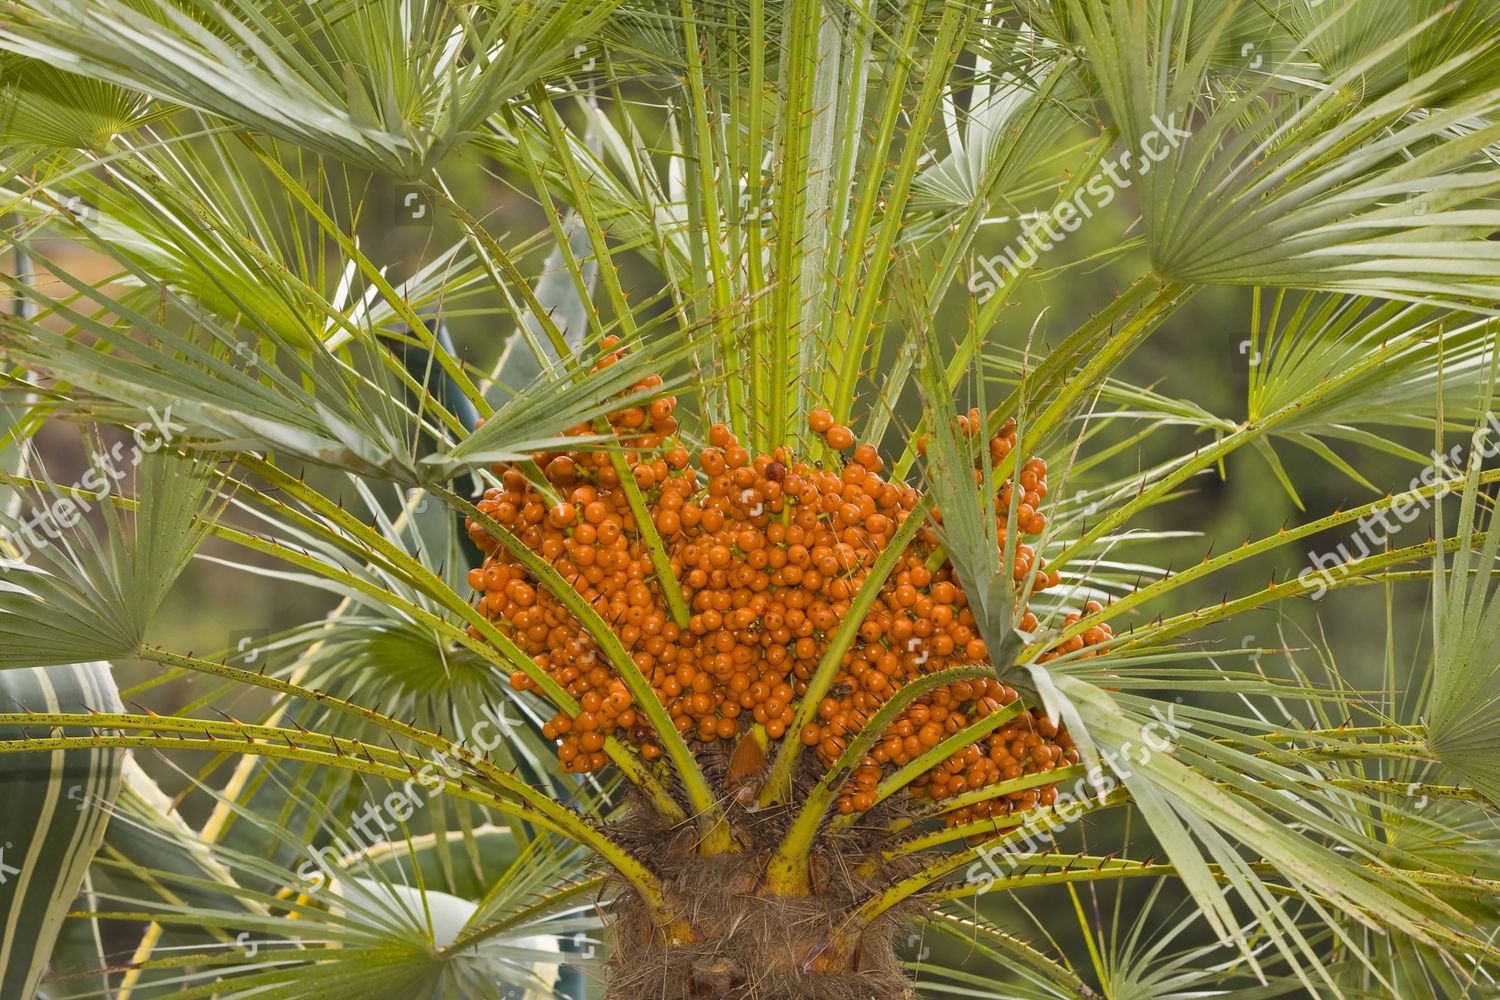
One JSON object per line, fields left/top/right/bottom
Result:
{"left": 0, "top": 406, "right": 179, "bottom": 564}
{"left": 967, "top": 113, "right": 1193, "bottom": 300}
{"left": 1230, "top": 335, "right": 1260, "bottom": 375}
{"left": 62, "top": 196, "right": 95, "bottom": 224}
{"left": 1295, "top": 416, "right": 1500, "bottom": 599}
{"left": 294, "top": 701, "right": 530, "bottom": 893}
{"left": 964, "top": 706, "right": 1193, "bottom": 892}
{"left": 1405, "top": 782, "right": 1430, "bottom": 811}
{"left": 394, "top": 187, "right": 432, "bottom": 228}
{"left": 228, "top": 628, "right": 271, "bottom": 666}
{"left": 567, "top": 931, "right": 597, "bottom": 959}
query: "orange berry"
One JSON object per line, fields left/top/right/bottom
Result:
{"left": 547, "top": 502, "right": 577, "bottom": 528}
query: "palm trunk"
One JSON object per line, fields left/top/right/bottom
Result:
{"left": 602, "top": 758, "right": 919, "bottom": 1000}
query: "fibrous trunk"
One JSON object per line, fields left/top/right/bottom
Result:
{"left": 603, "top": 768, "right": 918, "bottom": 1000}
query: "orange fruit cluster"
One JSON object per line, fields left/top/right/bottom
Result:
{"left": 464, "top": 349, "right": 1108, "bottom": 824}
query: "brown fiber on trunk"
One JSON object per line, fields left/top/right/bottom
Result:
{"left": 601, "top": 748, "right": 924, "bottom": 1000}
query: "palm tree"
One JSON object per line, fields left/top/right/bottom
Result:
{"left": 2, "top": 0, "right": 1500, "bottom": 996}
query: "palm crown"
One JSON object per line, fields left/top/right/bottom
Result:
{"left": 2, "top": 0, "right": 1500, "bottom": 997}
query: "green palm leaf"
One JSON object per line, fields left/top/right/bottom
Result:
{"left": 0, "top": 0, "right": 622, "bottom": 177}
{"left": 1059, "top": 0, "right": 1500, "bottom": 304}
{"left": 0, "top": 661, "right": 123, "bottom": 1000}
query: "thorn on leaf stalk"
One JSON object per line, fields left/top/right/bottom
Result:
{"left": 390, "top": 739, "right": 418, "bottom": 774}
